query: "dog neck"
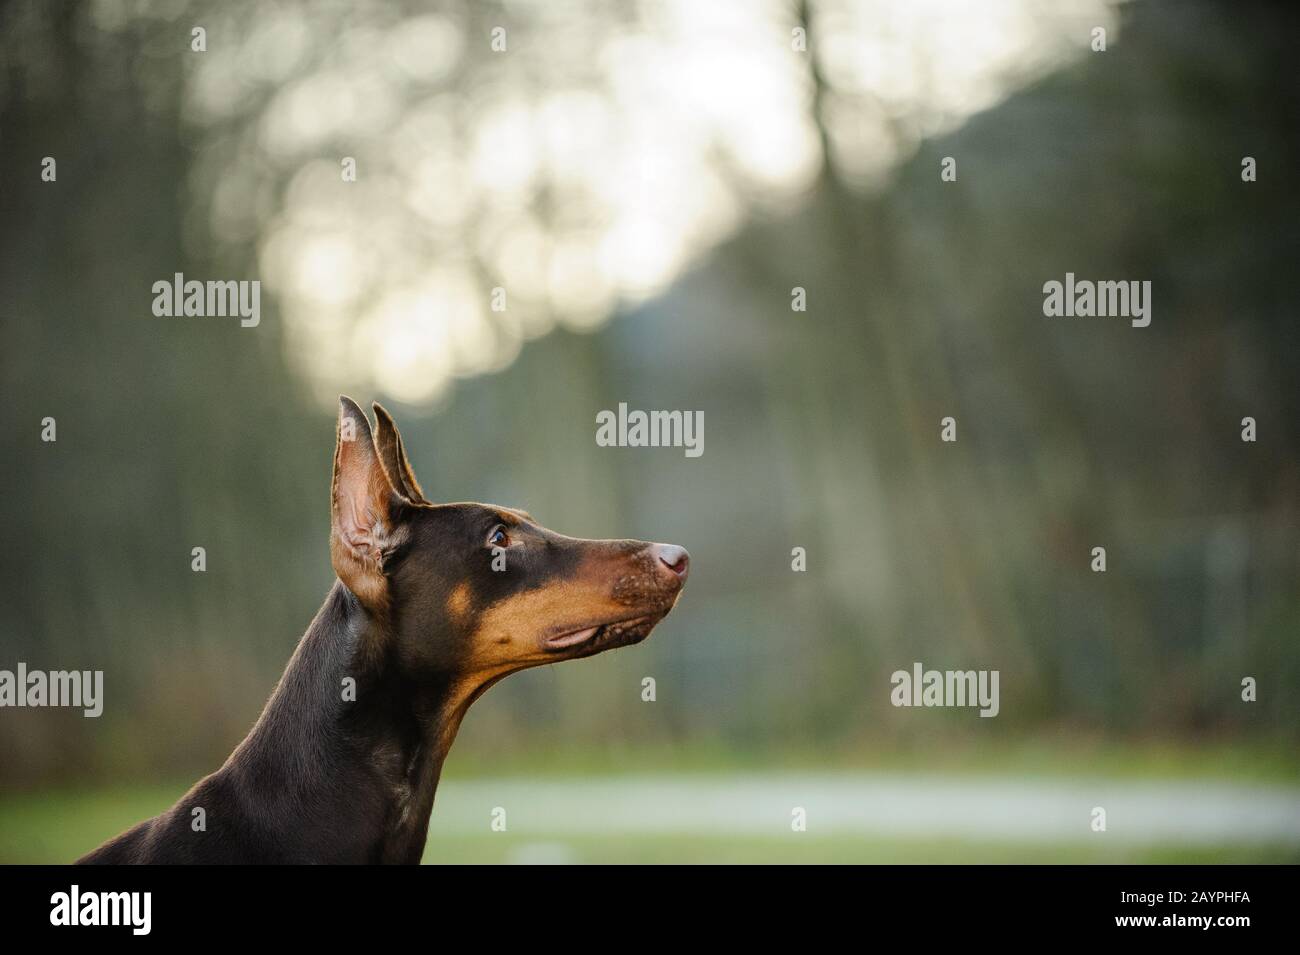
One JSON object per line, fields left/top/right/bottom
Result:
{"left": 225, "top": 581, "right": 479, "bottom": 864}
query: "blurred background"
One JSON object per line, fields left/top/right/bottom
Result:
{"left": 1, "top": 0, "right": 1297, "bottom": 863}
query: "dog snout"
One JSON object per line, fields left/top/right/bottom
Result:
{"left": 649, "top": 543, "right": 690, "bottom": 584}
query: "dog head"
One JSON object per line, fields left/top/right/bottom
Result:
{"left": 328, "top": 397, "right": 689, "bottom": 684}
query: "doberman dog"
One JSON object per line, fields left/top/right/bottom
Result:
{"left": 79, "top": 398, "right": 689, "bottom": 864}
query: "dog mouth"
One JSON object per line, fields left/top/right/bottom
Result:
{"left": 544, "top": 613, "right": 664, "bottom": 652}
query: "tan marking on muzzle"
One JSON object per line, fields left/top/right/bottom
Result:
{"left": 467, "top": 580, "right": 604, "bottom": 669}
{"left": 446, "top": 582, "right": 472, "bottom": 624}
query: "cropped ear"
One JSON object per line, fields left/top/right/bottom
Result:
{"left": 330, "top": 397, "right": 410, "bottom": 608}
{"left": 371, "top": 402, "right": 430, "bottom": 505}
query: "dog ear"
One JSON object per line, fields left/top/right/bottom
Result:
{"left": 330, "top": 397, "right": 410, "bottom": 607}
{"left": 371, "top": 402, "right": 430, "bottom": 505}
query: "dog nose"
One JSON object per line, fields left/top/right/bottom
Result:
{"left": 651, "top": 543, "right": 690, "bottom": 582}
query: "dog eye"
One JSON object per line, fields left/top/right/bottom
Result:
{"left": 487, "top": 525, "right": 509, "bottom": 548}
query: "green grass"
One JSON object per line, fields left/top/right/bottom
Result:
{"left": 5, "top": 740, "right": 1298, "bottom": 863}
{"left": 3, "top": 776, "right": 1298, "bottom": 864}
{"left": 442, "top": 736, "right": 1300, "bottom": 783}
{"left": 0, "top": 784, "right": 180, "bottom": 864}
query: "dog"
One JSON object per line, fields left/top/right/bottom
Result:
{"left": 78, "top": 397, "right": 689, "bottom": 863}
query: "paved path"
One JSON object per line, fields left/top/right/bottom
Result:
{"left": 428, "top": 773, "right": 1300, "bottom": 844}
